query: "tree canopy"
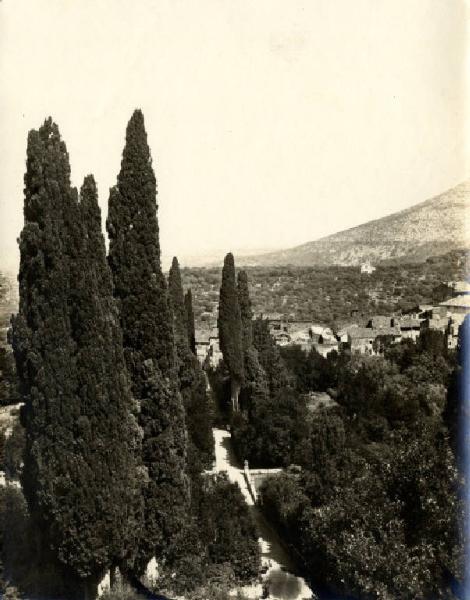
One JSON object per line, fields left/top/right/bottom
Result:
{"left": 11, "top": 120, "right": 142, "bottom": 592}
{"left": 218, "top": 253, "right": 244, "bottom": 410}
{"left": 106, "top": 109, "right": 189, "bottom": 572}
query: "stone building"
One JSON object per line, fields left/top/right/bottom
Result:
{"left": 360, "top": 262, "right": 376, "bottom": 274}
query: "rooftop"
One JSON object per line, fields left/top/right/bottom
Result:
{"left": 311, "top": 325, "right": 333, "bottom": 336}
{"left": 349, "top": 327, "right": 400, "bottom": 340}
{"left": 337, "top": 324, "right": 359, "bottom": 336}
{"left": 396, "top": 317, "right": 421, "bottom": 329}
{"left": 370, "top": 316, "right": 393, "bottom": 328}
{"left": 440, "top": 296, "right": 470, "bottom": 309}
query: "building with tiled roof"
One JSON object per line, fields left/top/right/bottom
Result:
{"left": 347, "top": 326, "right": 401, "bottom": 355}
{"left": 368, "top": 316, "right": 394, "bottom": 329}
{"left": 195, "top": 332, "right": 211, "bottom": 363}
{"left": 423, "top": 319, "right": 448, "bottom": 334}
{"left": 336, "top": 324, "right": 358, "bottom": 343}
{"left": 348, "top": 327, "right": 400, "bottom": 339}
{"left": 394, "top": 317, "right": 421, "bottom": 340}
{"left": 402, "top": 304, "right": 434, "bottom": 320}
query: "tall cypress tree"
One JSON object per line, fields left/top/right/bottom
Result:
{"left": 74, "top": 176, "right": 143, "bottom": 573}
{"left": 11, "top": 119, "right": 79, "bottom": 585}
{"left": 168, "top": 257, "right": 214, "bottom": 469}
{"left": 237, "top": 270, "right": 253, "bottom": 352}
{"left": 107, "top": 110, "right": 189, "bottom": 571}
{"left": 11, "top": 121, "right": 142, "bottom": 595}
{"left": 107, "top": 110, "right": 175, "bottom": 380}
{"left": 168, "top": 257, "right": 194, "bottom": 389}
{"left": 237, "top": 270, "right": 268, "bottom": 414}
{"left": 218, "top": 253, "right": 244, "bottom": 411}
{"left": 185, "top": 289, "right": 196, "bottom": 354}
{"left": 168, "top": 257, "right": 189, "bottom": 350}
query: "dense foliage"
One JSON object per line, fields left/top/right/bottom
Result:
{"left": 218, "top": 254, "right": 245, "bottom": 409}
{"left": 107, "top": 110, "right": 189, "bottom": 571}
{"left": 10, "top": 120, "right": 142, "bottom": 594}
{"left": 181, "top": 250, "right": 468, "bottom": 331}
{"left": 279, "top": 344, "right": 339, "bottom": 393}
{"left": 185, "top": 289, "right": 196, "bottom": 354}
{"left": 146, "top": 470, "right": 259, "bottom": 600}
{"left": 252, "top": 318, "right": 291, "bottom": 396}
{"left": 168, "top": 256, "right": 214, "bottom": 469}
{"left": 258, "top": 329, "right": 464, "bottom": 599}
{"left": 236, "top": 271, "right": 269, "bottom": 412}
{"left": 0, "top": 349, "right": 19, "bottom": 407}
{"left": 3, "top": 111, "right": 261, "bottom": 600}
{"left": 211, "top": 255, "right": 465, "bottom": 598}
{"left": 232, "top": 387, "right": 309, "bottom": 468}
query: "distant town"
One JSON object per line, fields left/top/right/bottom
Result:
{"left": 189, "top": 259, "right": 469, "bottom": 366}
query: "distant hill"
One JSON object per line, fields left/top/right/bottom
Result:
{"left": 237, "top": 181, "right": 470, "bottom": 267}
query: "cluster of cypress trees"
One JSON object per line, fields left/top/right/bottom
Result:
{"left": 217, "top": 253, "right": 268, "bottom": 414}
{"left": 11, "top": 111, "right": 211, "bottom": 596}
{"left": 168, "top": 258, "right": 214, "bottom": 470}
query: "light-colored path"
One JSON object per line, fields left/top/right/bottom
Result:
{"left": 211, "top": 428, "right": 314, "bottom": 600}
{"left": 212, "top": 428, "right": 255, "bottom": 505}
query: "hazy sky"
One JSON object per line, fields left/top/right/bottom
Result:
{"left": 1, "top": 0, "right": 469, "bottom": 271}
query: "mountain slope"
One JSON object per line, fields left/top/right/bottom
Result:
{"left": 238, "top": 181, "right": 470, "bottom": 267}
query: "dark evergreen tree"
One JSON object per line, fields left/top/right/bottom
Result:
{"left": 237, "top": 270, "right": 268, "bottom": 414}
{"left": 107, "top": 110, "right": 175, "bottom": 380}
{"left": 252, "top": 317, "right": 291, "bottom": 396}
{"left": 444, "top": 315, "right": 469, "bottom": 468}
{"left": 184, "top": 289, "right": 196, "bottom": 354}
{"left": 168, "top": 257, "right": 214, "bottom": 469}
{"left": 73, "top": 176, "right": 143, "bottom": 573}
{"left": 168, "top": 257, "right": 194, "bottom": 390}
{"left": 169, "top": 257, "right": 188, "bottom": 349}
{"left": 218, "top": 253, "right": 244, "bottom": 411}
{"left": 11, "top": 119, "right": 80, "bottom": 580}
{"left": 11, "top": 121, "right": 142, "bottom": 595}
{"left": 106, "top": 110, "right": 189, "bottom": 571}
{"left": 237, "top": 270, "right": 253, "bottom": 351}
{"left": 0, "top": 348, "right": 19, "bottom": 406}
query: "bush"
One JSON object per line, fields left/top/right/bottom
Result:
{"left": 232, "top": 388, "right": 309, "bottom": 468}
{"left": 199, "top": 475, "right": 260, "bottom": 582}
{"left": 259, "top": 424, "right": 463, "bottom": 599}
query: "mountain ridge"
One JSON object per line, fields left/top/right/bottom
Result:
{"left": 236, "top": 180, "right": 470, "bottom": 267}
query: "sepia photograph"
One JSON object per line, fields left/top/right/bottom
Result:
{"left": 0, "top": 1, "right": 469, "bottom": 599}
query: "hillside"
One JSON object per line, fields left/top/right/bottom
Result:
{"left": 237, "top": 181, "right": 470, "bottom": 267}
{"left": 182, "top": 248, "right": 468, "bottom": 330}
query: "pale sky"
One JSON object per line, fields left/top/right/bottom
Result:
{"left": 1, "top": 0, "right": 469, "bottom": 272}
